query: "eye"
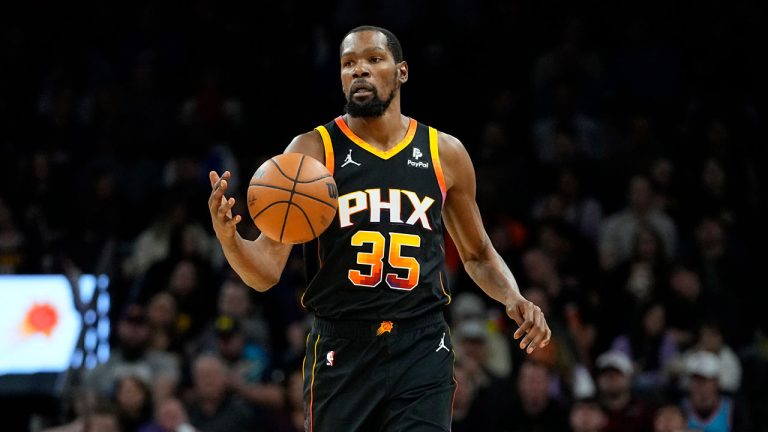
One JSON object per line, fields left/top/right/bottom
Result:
{"left": 370, "top": 57, "right": 383, "bottom": 63}
{"left": 343, "top": 60, "right": 354, "bottom": 68}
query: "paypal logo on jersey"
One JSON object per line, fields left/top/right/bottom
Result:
{"left": 408, "top": 147, "right": 429, "bottom": 168}
{"left": 337, "top": 188, "right": 435, "bottom": 230}
{"left": 408, "top": 159, "right": 430, "bottom": 169}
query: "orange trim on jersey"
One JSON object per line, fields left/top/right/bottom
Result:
{"left": 315, "top": 125, "right": 335, "bottom": 175}
{"left": 302, "top": 333, "right": 310, "bottom": 381}
{"left": 439, "top": 271, "right": 451, "bottom": 304}
{"left": 429, "top": 127, "right": 447, "bottom": 205}
{"left": 451, "top": 349, "right": 458, "bottom": 421}
{"left": 309, "top": 333, "right": 321, "bottom": 432}
{"left": 317, "top": 240, "right": 323, "bottom": 268}
{"left": 334, "top": 116, "right": 417, "bottom": 160}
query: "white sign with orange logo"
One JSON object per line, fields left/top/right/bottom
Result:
{"left": 0, "top": 275, "right": 82, "bottom": 374}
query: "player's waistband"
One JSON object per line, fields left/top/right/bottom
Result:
{"left": 312, "top": 311, "right": 445, "bottom": 338}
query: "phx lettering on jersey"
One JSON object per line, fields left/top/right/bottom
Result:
{"left": 337, "top": 188, "right": 435, "bottom": 230}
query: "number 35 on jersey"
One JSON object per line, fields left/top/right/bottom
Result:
{"left": 337, "top": 188, "right": 436, "bottom": 291}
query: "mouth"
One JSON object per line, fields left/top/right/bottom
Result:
{"left": 350, "top": 82, "right": 375, "bottom": 98}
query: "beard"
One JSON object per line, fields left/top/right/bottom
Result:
{"left": 345, "top": 86, "right": 397, "bottom": 118}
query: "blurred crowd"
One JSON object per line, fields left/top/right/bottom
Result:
{"left": 1, "top": 0, "right": 766, "bottom": 431}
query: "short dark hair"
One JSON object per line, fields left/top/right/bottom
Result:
{"left": 341, "top": 25, "right": 403, "bottom": 63}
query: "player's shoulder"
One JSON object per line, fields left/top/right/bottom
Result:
{"left": 433, "top": 129, "right": 470, "bottom": 165}
{"left": 285, "top": 129, "right": 325, "bottom": 162}
{"left": 435, "top": 130, "right": 464, "bottom": 153}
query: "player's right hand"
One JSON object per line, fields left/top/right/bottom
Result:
{"left": 208, "top": 171, "right": 242, "bottom": 242}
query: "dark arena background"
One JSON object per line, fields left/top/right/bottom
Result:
{"left": 1, "top": 1, "right": 767, "bottom": 431}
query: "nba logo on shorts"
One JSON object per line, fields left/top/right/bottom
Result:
{"left": 412, "top": 148, "right": 423, "bottom": 160}
{"left": 326, "top": 351, "right": 335, "bottom": 366}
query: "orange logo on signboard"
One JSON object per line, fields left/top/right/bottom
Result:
{"left": 22, "top": 303, "right": 58, "bottom": 336}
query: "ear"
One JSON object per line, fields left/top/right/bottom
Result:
{"left": 398, "top": 61, "right": 409, "bottom": 84}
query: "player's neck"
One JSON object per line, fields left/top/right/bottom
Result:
{"left": 344, "top": 109, "right": 409, "bottom": 152}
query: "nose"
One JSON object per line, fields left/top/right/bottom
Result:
{"left": 352, "top": 63, "right": 370, "bottom": 79}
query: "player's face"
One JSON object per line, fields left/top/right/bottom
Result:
{"left": 340, "top": 31, "right": 406, "bottom": 118}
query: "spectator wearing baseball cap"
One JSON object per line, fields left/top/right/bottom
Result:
{"left": 681, "top": 351, "right": 751, "bottom": 432}
{"left": 595, "top": 350, "right": 654, "bottom": 432}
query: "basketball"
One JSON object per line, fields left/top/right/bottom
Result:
{"left": 247, "top": 153, "right": 338, "bottom": 244}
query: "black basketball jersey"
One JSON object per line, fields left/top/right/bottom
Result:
{"left": 302, "top": 115, "right": 451, "bottom": 320}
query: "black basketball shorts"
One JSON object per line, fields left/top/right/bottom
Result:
{"left": 302, "top": 311, "right": 455, "bottom": 432}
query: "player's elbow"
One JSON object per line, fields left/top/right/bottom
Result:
{"left": 243, "top": 272, "right": 281, "bottom": 292}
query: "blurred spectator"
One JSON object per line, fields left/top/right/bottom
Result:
{"left": 520, "top": 286, "right": 594, "bottom": 398}
{"left": 269, "top": 367, "right": 305, "bottom": 432}
{"left": 672, "top": 320, "right": 741, "bottom": 394}
{"left": 647, "top": 158, "right": 682, "bottom": 225}
{"left": 598, "top": 175, "right": 677, "bottom": 271}
{"left": 688, "top": 157, "right": 738, "bottom": 226}
{"left": 196, "top": 278, "right": 271, "bottom": 352}
{"left": 209, "top": 314, "right": 283, "bottom": 411}
{"left": 653, "top": 404, "right": 686, "bottom": 432}
{"left": 139, "top": 398, "right": 197, "bottom": 432}
{"left": 499, "top": 359, "right": 569, "bottom": 431}
{"left": 146, "top": 291, "right": 180, "bottom": 353}
{"left": 163, "top": 259, "right": 216, "bottom": 344}
{"left": 123, "top": 196, "right": 214, "bottom": 281}
{"left": 185, "top": 353, "right": 260, "bottom": 432}
{"left": 680, "top": 350, "right": 751, "bottom": 431}
{"left": 611, "top": 303, "right": 679, "bottom": 394}
{"left": 664, "top": 266, "right": 706, "bottom": 347}
{"left": 450, "top": 292, "right": 512, "bottom": 379}
{"left": 454, "top": 317, "right": 515, "bottom": 381}
{"left": 85, "top": 303, "right": 180, "bottom": 400}
{"left": 450, "top": 358, "right": 499, "bottom": 432}
{"left": 595, "top": 350, "right": 654, "bottom": 432}
{"left": 682, "top": 216, "right": 745, "bottom": 346}
{"left": 531, "top": 165, "right": 604, "bottom": 242}
{"left": 112, "top": 375, "right": 154, "bottom": 432}
{"left": 42, "top": 406, "right": 121, "bottom": 432}
{"left": 569, "top": 398, "right": 608, "bottom": 432}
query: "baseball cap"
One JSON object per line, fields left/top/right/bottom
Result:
{"left": 455, "top": 320, "right": 488, "bottom": 341}
{"left": 214, "top": 314, "right": 241, "bottom": 339}
{"left": 596, "top": 350, "right": 634, "bottom": 376}
{"left": 451, "top": 293, "right": 486, "bottom": 321}
{"left": 686, "top": 351, "right": 720, "bottom": 379}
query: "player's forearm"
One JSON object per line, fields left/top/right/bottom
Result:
{"left": 218, "top": 234, "right": 291, "bottom": 291}
{"left": 462, "top": 245, "right": 522, "bottom": 306}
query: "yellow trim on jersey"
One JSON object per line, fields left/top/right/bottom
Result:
{"left": 309, "top": 333, "right": 321, "bottom": 432}
{"left": 315, "top": 125, "right": 335, "bottom": 175}
{"left": 429, "top": 127, "right": 447, "bottom": 204}
{"left": 335, "top": 116, "right": 418, "bottom": 160}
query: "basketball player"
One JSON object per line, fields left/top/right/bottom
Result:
{"left": 208, "top": 25, "right": 551, "bottom": 431}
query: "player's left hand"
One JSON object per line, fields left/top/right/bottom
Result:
{"left": 506, "top": 294, "right": 551, "bottom": 354}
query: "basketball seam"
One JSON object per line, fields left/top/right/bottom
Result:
{"left": 248, "top": 182, "right": 337, "bottom": 209}
{"left": 280, "top": 155, "right": 305, "bottom": 242}
{"left": 251, "top": 201, "right": 291, "bottom": 221}
{"left": 269, "top": 158, "right": 330, "bottom": 183}
{"left": 269, "top": 158, "right": 296, "bottom": 181}
{"left": 291, "top": 201, "right": 317, "bottom": 240}
{"left": 295, "top": 174, "right": 331, "bottom": 183}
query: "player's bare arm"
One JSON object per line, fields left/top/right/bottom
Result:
{"left": 439, "top": 132, "right": 551, "bottom": 353}
{"left": 207, "top": 131, "right": 325, "bottom": 291}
